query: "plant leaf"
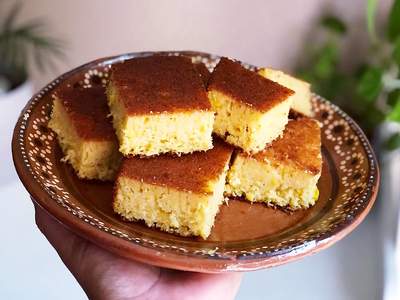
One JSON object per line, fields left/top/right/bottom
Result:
{"left": 359, "top": 104, "right": 385, "bottom": 132}
{"left": 9, "top": 21, "right": 46, "bottom": 38}
{"left": 367, "top": 0, "right": 378, "bottom": 42}
{"left": 2, "top": 1, "right": 22, "bottom": 31}
{"left": 0, "top": 19, "right": 65, "bottom": 72}
{"left": 320, "top": 15, "right": 347, "bottom": 34}
{"left": 393, "top": 38, "right": 400, "bottom": 66}
{"left": 385, "top": 132, "right": 400, "bottom": 150}
{"left": 356, "top": 67, "right": 383, "bottom": 103}
{"left": 388, "top": 89, "right": 400, "bottom": 107}
{"left": 33, "top": 43, "right": 45, "bottom": 72}
{"left": 388, "top": 0, "right": 400, "bottom": 41}
{"left": 314, "top": 43, "right": 339, "bottom": 79}
{"left": 0, "top": 2, "right": 66, "bottom": 74}
{"left": 387, "top": 100, "right": 400, "bottom": 122}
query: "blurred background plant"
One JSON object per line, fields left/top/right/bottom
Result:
{"left": 296, "top": 0, "right": 400, "bottom": 150}
{"left": 0, "top": 1, "right": 64, "bottom": 94}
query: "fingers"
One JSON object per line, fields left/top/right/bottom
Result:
{"left": 34, "top": 202, "right": 99, "bottom": 295}
{"left": 152, "top": 270, "right": 243, "bottom": 300}
{"left": 183, "top": 272, "right": 242, "bottom": 300}
{"left": 33, "top": 203, "right": 160, "bottom": 300}
{"left": 34, "top": 202, "right": 88, "bottom": 274}
{"left": 33, "top": 202, "right": 242, "bottom": 300}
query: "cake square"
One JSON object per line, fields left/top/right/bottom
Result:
{"left": 208, "top": 57, "right": 294, "bottom": 153}
{"left": 48, "top": 86, "right": 121, "bottom": 180}
{"left": 258, "top": 67, "right": 313, "bottom": 117}
{"left": 107, "top": 55, "right": 214, "bottom": 156}
{"left": 226, "top": 118, "right": 322, "bottom": 209}
{"left": 113, "top": 139, "right": 233, "bottom": 239}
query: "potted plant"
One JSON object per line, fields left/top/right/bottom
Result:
{"left": 296, "top": 0, "right": 400, "bottom": 150}
{"left": 295, "top": 0, "right": 400, "bottom": 297}
{"left": 1, "top": 2, "right": 64, "bottom": 185}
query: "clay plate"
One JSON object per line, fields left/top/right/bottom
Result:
{"left": 12, "top": 51, "right": 379, "bottom": 273}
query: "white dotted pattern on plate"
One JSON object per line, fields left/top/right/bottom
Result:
{"left": 16, "top": 52, "right": 377, "bottom": 259}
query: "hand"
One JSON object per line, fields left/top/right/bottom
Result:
{"left": 34, "top": 203, "right": 242, "bottom": 300}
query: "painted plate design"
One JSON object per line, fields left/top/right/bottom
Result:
{"left": 12, "top": 51, "right": 379, "bottom": 272}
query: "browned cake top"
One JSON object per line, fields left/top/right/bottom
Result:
{"left": 55, "top": 86, "right": 116, "bottom": 140}
{"left": 194, "top": 62, "right": 211, "bottom": 86}
{"left": 110, "top": 56, "right": 211, "bottom": 115}
{"left": 208, "top": 57, "right": 294, "bottom": 112}
{"left": 118, "top": 139, "right": 233, "bottom": 194}
{"left": 251, "top": 118, "right": 322, "bottom": 175}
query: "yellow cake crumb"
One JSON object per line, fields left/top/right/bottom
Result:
{"left": 208, "top": 57, "right": 294, "bottom": 153}
{"left": 208, "top": 90, "right": 292, "bottom": 153}
{"left": 48, "top": 88, "right": 120, "bottom": 180}
{"left": 107, "top": 56, "right": 215, "bottom": 156}
{"left": 258, "top": 67, "right": 313, "bottom": 117}
{"left": 107, "top": 84, "right": 214, "bottom": 156}
{"left": 113, "top": 140, "right": 233, "bottom": 239}
{"left": 225, "top": 118, "right": 322, "bottom": 209}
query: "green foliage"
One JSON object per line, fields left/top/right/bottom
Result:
{"left": 387, "top": 100, "right": 400, "bottom": 121}
{"left": 321, "top": 16, "right": 347, "bottom": 34}
{"left": 388, "top": 0, "right": 400, "bottom": 41}
{"left": 385, "top": 133, "right": 400, "bottom": 150}
{"left": 0, "top": 2, "right": 64, "bottom": 80}
{"left": 367, "top": 0, "right": 378, "bottom": 41}
{"left": 393, "top": 38, "right": 400, "bottom": 66}
{"left": 388, "top": 89, "right": 400, "bottom": 107}
{"left": 360, "top": 104, "right": 386, "bottom": 133}
{"left": 296, "top": 16, "right": 349, "bottom": 103}
{"left": 356, "top": 67, "right": 382, "bottom": 103}
{"left": 314, "top": 43, "right": 339, "bottom": 79}
{"left": 296, "top": 2, "right": 400, "bottom": 150}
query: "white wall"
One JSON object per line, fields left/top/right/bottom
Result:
{"left": 7, "top": 0, "right": 389, "bottom": 90}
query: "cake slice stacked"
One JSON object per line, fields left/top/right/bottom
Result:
{"left": 208, "top": 58, "right": 294, "bottom": 153}
{"left": 226, "top": 118, "right": 322, "bottom": 209}
{"left": 114, "top": 139, "right": 233, "bottom": 238}
{"left": 49, "top": 54, "right": 322, "bottom": 239}
{"left": 107, "top": 56, "right": 214, "bottom": 156}
{"left": 258, "top": 67, "right": 313, "bottom": 117}
{"left": 48, "top": 86, "right": 120, "bottom": 180}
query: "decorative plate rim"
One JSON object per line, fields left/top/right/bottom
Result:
{"left": 12, "top": 51, "right": 380, "bottom": 272}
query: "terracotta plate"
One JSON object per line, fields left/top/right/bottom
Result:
{"left": 12, "top": 51, "right": 379, "bottom": 273}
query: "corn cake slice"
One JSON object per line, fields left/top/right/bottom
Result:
{"left": 226, "top": 118, "right": 322, "bottom": 209}
{"left": 208, "top": 57, "right": 294, "bottom": 153}
{"left": 48, "top": 86, "right": 121, "bottom": 180}
{"left": 113, "top": 139, "right": 233, "bottom": 239}
{"left": 258, "top": 67, "right": 313, "bottom": 117}
{"left": 107, "top": 55, "right": 214, "bottom": 156}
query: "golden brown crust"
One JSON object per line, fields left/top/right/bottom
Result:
{"left": 118, "top": 138, "right": 233, "bottom": 194}
{"left": 194, "top": 62, "right": 211, "bottom": 87}
{"left": 54, "top": 86, "right": 116, "bottom": 141}
{"left": 109, "top": 56, "right": 211, "bottom": 115}
{"left": 208, "top": 57, "right": 294, "bottom": 112}
{"left": 250, "top": 118, "right": 322, "bottom": 175}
